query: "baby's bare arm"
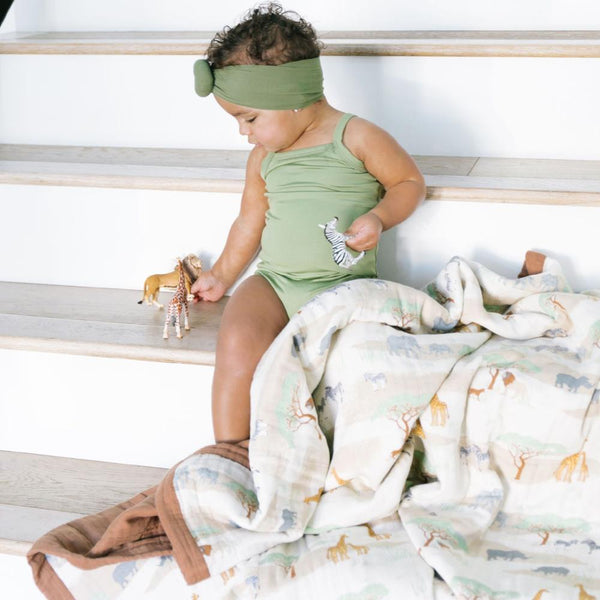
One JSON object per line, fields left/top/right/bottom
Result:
{"left": 192, "top": 145, "right": 268, "bottom": 301}
{"left": 343, "top": 118, "right": 425, "bottom": 251}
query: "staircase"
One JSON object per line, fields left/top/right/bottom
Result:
{"left": 1, "top": 2, "right": 599, "bottom": 597}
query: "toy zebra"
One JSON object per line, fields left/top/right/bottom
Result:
{"left": 163, "top": 258, "right": 190, "bottom": 339}
{"left": 318, "top": 217, "right": 365, "bottom": 269}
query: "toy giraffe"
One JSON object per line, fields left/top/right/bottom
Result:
{"left": 163, "top": 258, "right": 190, "bottom": 339}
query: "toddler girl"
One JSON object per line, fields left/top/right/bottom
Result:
{"left": 191, "top": 3, "right": 425, "bottom": 444}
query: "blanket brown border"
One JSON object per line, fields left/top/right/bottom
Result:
{"left": 27, "top": 443, "right": 249, "bottom": 598}
{"left": 156, "top": 443, "right": 250, "bottom": 585}
{"left": 518, "top": 250, "right": 546, "bottom": 278}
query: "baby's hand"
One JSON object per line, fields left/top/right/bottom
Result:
{"left": 344, "top": 213, "right": 383, "bottom": 252}
{"left": 191, "top": 270, "right": 228, "bottom": 303}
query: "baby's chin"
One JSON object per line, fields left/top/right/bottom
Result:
{"left": 252, "top": 142, "right": 276, "bottom": 152}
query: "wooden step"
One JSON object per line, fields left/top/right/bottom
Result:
{"left": 0, "top": 282, "right": 226, "bottom": 365}
{"left": 0, "top": 451, "right": 167, "bottom": 556}
{"left": 2, "top": 145, "right": 600, "bottom": 205}
{"left": 1, "top": 30, "right": 599, "bottom": 57}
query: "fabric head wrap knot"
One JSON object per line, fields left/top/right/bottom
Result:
{"left": 193, "top": 57, "right": 324, "bottom": 110}
{"left": 194, "top": 59, "right": 215, "bottom": 97}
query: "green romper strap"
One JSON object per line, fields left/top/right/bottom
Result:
{"left": 333, "top": 113, "right": 355, "bottom": 146}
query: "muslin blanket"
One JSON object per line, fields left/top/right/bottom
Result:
{"left": 29, "top": 253, "right": 600, "bottom": 600}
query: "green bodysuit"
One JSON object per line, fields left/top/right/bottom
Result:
{"left": 256, "top": 113, "right": 383, "bottom": 317}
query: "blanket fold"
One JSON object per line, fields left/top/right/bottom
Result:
{"left": 28, "top": 253, "right": 600, "bottom": 600}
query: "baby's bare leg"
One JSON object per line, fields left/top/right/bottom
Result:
{"left": 212, "top": 275, "right": 288, "bottom": 443}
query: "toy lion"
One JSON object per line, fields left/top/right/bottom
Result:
{"left": 138, "top": 254, "right": 202, "bottom": 309}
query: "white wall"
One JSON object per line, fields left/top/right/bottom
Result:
{"left": 2, "top": 54, "right": 599, "bottom": 160}
{"left": 0, "top": 3, "right": 17, "bottom": 33}
{"left": 0, "top": 349, "right": 215, "bottom": 467}
{"left": 8, "top": 0, "right": 600, "bottom": 31}
{"left": 2, "top": 183, "right": 599, "bottom": 294}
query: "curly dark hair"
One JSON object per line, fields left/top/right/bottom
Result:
{"left": 207, "top": 3, "right": 323, "bottom": 68}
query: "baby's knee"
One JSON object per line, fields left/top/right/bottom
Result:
{"left": 216, "top": 320, "right": 267, "bottom": 369}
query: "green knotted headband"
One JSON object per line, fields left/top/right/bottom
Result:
{"left": 193, "top": 57, "right": 324, "bottom": 110}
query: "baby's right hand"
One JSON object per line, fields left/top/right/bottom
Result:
{"left": 191, "top": 270, "right": 228, "bottom": 303}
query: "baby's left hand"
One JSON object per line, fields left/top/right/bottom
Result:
{"left": 344, "top": 213, "right": 383, "bottom": 252}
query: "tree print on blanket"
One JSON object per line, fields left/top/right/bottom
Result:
{"left": 540, "top": 294, "right": 570, "bottom": 321}
{"left": 258, "top": 551, "right": 299, "bottom": 578}
{"left": 468, "top": 356, "right": 542, "bottom": 402}
{"left": 409, "top": 517, "right": 468, "bottom": 554}
{"left": 223, "top": 482, "right": 259, "bottom": 520}
{"left": 379, "top": 298, "right": 420, "bottom": 331}
{"left": 424, "top": 282, "right": 455, "bottom": 308}
{"left": 495, "top": 433, "right": 565, "bottom": 480}
{"left": 276, "top": 374, "right": 321, "bottom": 447}
{"left": 369, "top": 392, "right": 430, "bottom": 458}
{"left": 514, "top": 514, "right": 590, "bottom": 546}
{"left": 287, "top": 387, "right": 321, "bottom": 440}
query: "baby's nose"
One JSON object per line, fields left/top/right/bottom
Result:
{"left": 239, "top": 122, "right": 250, "bottom": 136}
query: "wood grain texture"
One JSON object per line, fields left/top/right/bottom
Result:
{"left": 0, "top": 451, "right": 167, "bottom": 515}
{"left": 0, "top": 282, "right": 226, "bottom": 365}
{"left": 0, "top": 504, "right": 85, "bottom": 547}
{"left": 2, "top": 145, "right": 599, "bottom": 205}
{"left": 1, "top": 31, "right": 599, "bottom": 57}
{"left": 0, "top": 537, "right": 32, "bottom": 556}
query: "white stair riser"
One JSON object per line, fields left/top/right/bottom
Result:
{"left": 9, "top": 0, "right": 600, "bottom": 31}
{"left": 2, "top": 185, "right": 600, "bottom": 292}
{"left": 0, "top": 555, "right": 44, "bottom": 599}
{"left": 2, "top": 55, "right": 600, "bottom": 159}
{"left": 0, "top": 349, "right": 215, "bottom": 467}
{"left": 379, "top": 200, "right": 600, "bottom": 293}
{"left": 0, "top": 185, "right": 239, "bottom": 290}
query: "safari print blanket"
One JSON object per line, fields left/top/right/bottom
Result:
{"left": 29, "top": 253, "right": 600, "bottom": 600}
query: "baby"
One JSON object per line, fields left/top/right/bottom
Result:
{"left": 192, "top": 3, "right": 425, "bottom": 444}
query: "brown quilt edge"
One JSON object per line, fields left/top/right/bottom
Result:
{"left": 28, "top": 551, "right": 76, "bottom": 600}
{"left": 518, "top": 250, "right": 547, "bottom": 278}
{"left": 156, "top": 442, "right": 250, "bottom": 585}
{"left": 25, "top": 442, "right": 251, "bottom": 595}
{"left": 26, "top": 487, "right": 173, "bottom": 599}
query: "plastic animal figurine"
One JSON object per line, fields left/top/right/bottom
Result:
{"left": 138, "top": 254, "right": 202, "bottom": 309}
{"left": 163, "top": 258, "right": 190, "bottom": 340}
{"left": 318, "top": 217, "right": 365, "bottom": 269}
{"left": 138, "top": 267, "right": 185, "bottom": 309}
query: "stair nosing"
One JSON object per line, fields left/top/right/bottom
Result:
{"left": 0, "top": 282, "right": 223, "bottom": 365}
{"left": 2, "top": 146, "right": 599, "bottom": 205}
{"left": 0, "top": 451, "right": 169, "bottom": 553}
{"left": 1, "top": 30, "right": 600, "bottom": 57}
{"left": 0, "top": 538, "right": 32, "bottom": 557}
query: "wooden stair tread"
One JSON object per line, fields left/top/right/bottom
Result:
{"left": 2, "top": 145, "right": 600, "bottom": 205}
{"left": 1, "top": 30, "right": 600, "bottom": 57}
{"left": 0, "top": 282, "right": 226, "bottom": 365}
{"left": 0, "top": 505, "right": 86, "bottom": 555}
{"left": 0, "top": 451, "right": 168, "bottom": 555}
